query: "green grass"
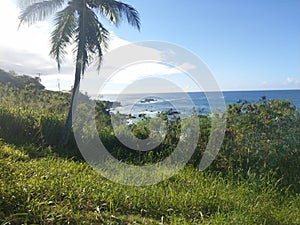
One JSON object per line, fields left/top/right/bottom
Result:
{"left": 0, "top": 83, "right": 299, "bottom": 224}
{"left": 1, "top": 143, "right": 299, "bottom": 224}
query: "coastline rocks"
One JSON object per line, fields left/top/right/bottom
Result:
{"left": 139, "top": 98, "right": 157, "bottom": 103}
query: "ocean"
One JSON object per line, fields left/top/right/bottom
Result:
{"left": 100, "top": 89, "right": 300, "bottom": 116}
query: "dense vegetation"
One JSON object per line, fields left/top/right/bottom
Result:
{"left": 1, "top": 143, "right": 300, "bottom": 224}
{"left": 0, "top": 69, "right": 44, "bottom": 89}
{"left": 0, "top": 77, "right": 299, "bottom": 224}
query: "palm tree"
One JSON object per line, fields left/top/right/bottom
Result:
{"left": 18, "top": 0, "right": 140, "bottom": 144}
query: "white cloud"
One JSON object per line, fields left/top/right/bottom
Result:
{"left": 286, "top": 77, "right": 300, "bottom": 87}
{"left": 257, "top": 77, "right": 300, "bottom": 90}
{"left": 108, "top": 33, "right": 131, "bottom": 50}
{"left": 81, "top": 62, "right": 201, "bottom": 95}
{"left": 178, "top": 62, "right": 196, "bottom": 71}
{"left": 41, "top": 73, "right": 74, "bottom": 91}
{"left": 108, "top": 62, "right": 180, "bottom": 84}
{"left": 0, "top": 0, "right": 75, "bottom": 78}
{"left": 94, "top": 62, "right": 183, "bottom": 94}
{"left": 0, "top": 1, "right": 197, "bottom": 94}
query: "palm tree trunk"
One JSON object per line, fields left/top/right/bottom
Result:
{"left": 62, "top": 3, "right": 86, "bottom": 146}
{"left": 62, "top": 60, "right": 81, "bottom": 145}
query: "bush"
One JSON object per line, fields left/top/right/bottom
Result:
{"left": 214, "top": 99, "right": 300, "bottom": 190}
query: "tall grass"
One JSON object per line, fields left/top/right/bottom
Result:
{"left": 0, "top": 84, "right": 300, "bottom": 224}
{"left": 0, "top": 143, "right": 299, "bottom": 224}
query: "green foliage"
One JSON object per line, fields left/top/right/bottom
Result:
{"left": 0, "top": 84, "right": 97, "bottom": 158}
{"left": 215, "top": 99, "right": 300, "bottom": 190}
{"left": 0, "top": 144, "right": 300, "bottom": 224}
{"left": 95, "top": 99, "right": 300, "bottom": 191}
{"left": 0, "top": 68, "right": 45, "bottom": 89}
{"left": 0, "top": 83, "right": 299, "bottom": 190}
{"left": 0, "top": 84, "right": 79, "bottom": 157}
{"left": 0, "top": 83, "right": 300, "bottom": 223}
{"left": 92, "top": 98, "right": 300, "bottom": 191}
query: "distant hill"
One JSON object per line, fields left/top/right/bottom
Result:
{"left": 0, "top": 68, "right": 45, "bottom": 89}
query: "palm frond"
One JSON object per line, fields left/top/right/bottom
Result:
{"left": 74, "top": 6, "right": 109, "bottom": 75}
{"left": 18, "top": 0, "right": 48, "bottom": 9}
{"left": 115, "top": 1, "right": 140, "bottom": 30}
{"left": 91, "top": 0, "right": 140, "bottom": 30}
{"left": 19, "top": 0, "right": 65, "bottom": 27}
{"left": 19, "top": 0, "right": 139, "bottom": 75}
{"left": 86, "top": 8, "right": 110, "bottom": 71}
{"left": 90, "top": 0, "right": 120, "bottom": 26}
{"left": 50, "top": 4, "right": 76, "bottom": 71}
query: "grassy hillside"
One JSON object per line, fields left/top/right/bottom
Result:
{"left": 0, "top": 69, "right": 45, "bottom": 89}
{"left": 1, "top": 142, "right": 299, "bottom": 225}
{"left": 0, "top": 80, "right": 299, "bottom": 224}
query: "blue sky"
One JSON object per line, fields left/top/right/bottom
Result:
{"left": 0, "top": 0, "right": 299, "bottom": 92}
{"left": 108, "top": 0, "right": 300, "bottom": 90}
